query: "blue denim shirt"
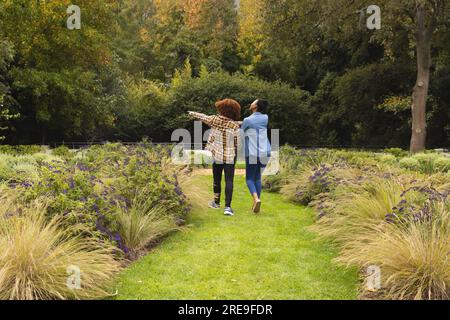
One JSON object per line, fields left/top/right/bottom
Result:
{"left": 242, "top": 112, "right": 271, "bottom": 161}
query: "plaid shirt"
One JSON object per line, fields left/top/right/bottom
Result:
{"left": 189, "top": 112, "right": 241, "bottom": 164}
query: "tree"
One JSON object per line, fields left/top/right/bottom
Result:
{"left": 0, "top": 40, "right": 19, "bottom": 141}
{"left": 237, "top": 0, "right": 266, "bottom": 74}
{"left": 181, "top": 0, "right": 240, "bottom": 70}
{"left": 0, "top": 0, "right": 121, "bottom": 142}
{"left": 407, "top": 1, "right": 447, "bottom": 152}
{"left": 262, "top": 0, "right": 449, "bottom": 152}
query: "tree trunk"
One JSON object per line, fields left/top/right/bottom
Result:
{"left": 410, "top": 6, "right": 433, "bottom": 153}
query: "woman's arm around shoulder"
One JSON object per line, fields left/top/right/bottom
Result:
{"left": 241, "top": 117, "right": 250, "bottom": 131}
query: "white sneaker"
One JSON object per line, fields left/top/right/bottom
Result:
{"left": 224, "top": 207, "right": 234, "bottom": 216}
{"left": 208, "top": 201, "right": 220, "bottom": 209}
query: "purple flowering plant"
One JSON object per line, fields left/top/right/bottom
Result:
{"left": 12, "top": 143, "right": 190, "bottom": 253}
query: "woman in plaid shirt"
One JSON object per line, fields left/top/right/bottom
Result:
{"left": 188, "top": 99, "right": 241, "bottom": 216}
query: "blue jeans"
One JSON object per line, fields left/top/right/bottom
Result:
{"left": 245, "top": 157, "right": 266, "bottom": 198}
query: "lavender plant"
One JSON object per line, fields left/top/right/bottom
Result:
{"left": 11, "top": 143, "right": 190, "bottom": 254}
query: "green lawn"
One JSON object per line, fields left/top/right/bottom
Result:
{"left": 116, "top": 175, "right": 359, "bottom": 300}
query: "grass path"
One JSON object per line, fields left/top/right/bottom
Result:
{"left": 116, "top": 174, "right": 358, "bottom": 300}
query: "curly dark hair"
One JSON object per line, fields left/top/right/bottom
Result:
{"left": 215, "top": 99, "right": 241, "bottom": 121}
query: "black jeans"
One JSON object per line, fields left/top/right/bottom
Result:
{"left": 212, "top": 162, "right": 236, "bottom": 208}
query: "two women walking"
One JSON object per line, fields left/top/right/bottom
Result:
{"left": 188, "top": 99, "right": 241, "bottom": 216}
{"left": 188, "top": 98, "right": 271, "bottom": 216}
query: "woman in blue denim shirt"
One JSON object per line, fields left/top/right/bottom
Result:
{"left": 241, "top": 99, "right": 271, "bottom": 213}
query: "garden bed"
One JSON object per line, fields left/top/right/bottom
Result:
{"left": 0, "top": 143, "right": 190, "bottom": 299}
{"left": 264, "top": 146, "right": 449, "bottom": 300}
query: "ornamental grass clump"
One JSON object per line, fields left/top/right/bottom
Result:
{"left": 0, "top": 198, "right": 121, "bottom": 300}
{"left": 412, "top": 153, "right": 442, "bottom": 174}
{"left": 337, "top": 201, "right": 449, "bottom": 300}
{"left": 116, "top": 192, "right": 178, "bottom": 257}
{"left": 312, "top": 179, "right": 404, "bottom": 243}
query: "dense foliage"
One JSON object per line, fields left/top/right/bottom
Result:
{"left": 0, "top": 0, "right": 449, "bottom": 148}
{"left": 134, "top": 65, "right": 313, "bottom": 145}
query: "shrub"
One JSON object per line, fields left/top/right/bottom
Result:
{"left": 0, "top": 158, "right": 14, "bottom": 181}
{"left": 116, "top": 194, "right": 178, "bottom": 257}
{"left": 333, "top": 150, "right": 381, "bottom": 169}
{"left": 0, "top": 145, "right": 43, "bottom": 155}
{"left": 281, "top": 169, "right": 316, "bottom": 205}
{"left": 434, "top": 157, "right": 450, "bottom": 173}
{"left": 384, "top": 148, "right": 408, "bottom": 158}
{"left": 0, "top": 199, "right": 121, "bottom": 300}
{"left": 263, "top": 173, "right": 286, "bottom": 193}
{"left": 32, "top": 152, "right": 63, "bottom": 165}
{"left": 161, "top": 68, "right": 313, "bottom": 145}
{"left": 399, "top": 157, "right": 420, "bottom": 171}
{"left": 412, "top": 153, "right": 442, "bottom": 174}
{"left": 17, "top": 143, "right": 190, "bottom": 252}
{"left": 378, "top": 154, "right": 397, "bottom": 164}
{"left": 115, "top": 78, "right": 169, "bottom": 141}
{"left": 280, "top": 160, "right": 367, "bottom": 209}
{"left": 378, "top": 154, "right": 397, "bottom": 165}
{"left": 52, "top": 145, "right": 72, "bottom": 158}
{"left": 396, "top": 153, "right": 449, "bottom": 174}
{"left": 0, "top": 153, "right": 49, "bottom": 182}
{"left": 12, "top": 162, "right": 39, "bottom": 181}
{"left": 263, "top": 146, "right": 301, "bottom": 192}
{"left": 263, "top": 146, "right": 305, "bottom": 192}
{"left": 281, "top": 164, "right": 336, "bottom": 205}
{"left": 294, "top": 148, "right": 338, "bottom": 169}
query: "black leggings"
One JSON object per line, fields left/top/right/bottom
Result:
{"left": 212, "top": 163, "right": 236, "bottom": 208}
